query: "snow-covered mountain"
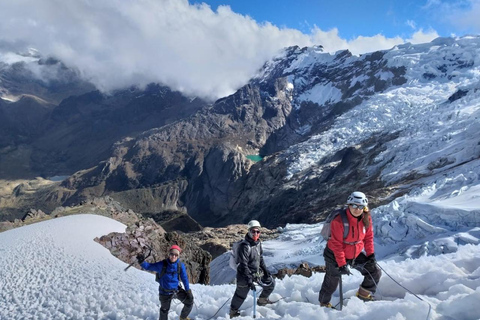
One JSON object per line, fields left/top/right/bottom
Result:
{"left": 1, "top": 36, "right": 480, "bottom": 232}
{"left": 271, "top": 36, "right": 480, "bottom": 182}
{"left": 1, "top": 213, "right": 479, "bottom": 319}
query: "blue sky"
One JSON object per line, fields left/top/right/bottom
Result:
{"left": 192, "top": 0, "right": 480, "bottom": 39}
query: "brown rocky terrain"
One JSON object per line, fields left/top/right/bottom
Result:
{"left": 184, "top": 224, "right": 280, "bottom": 260}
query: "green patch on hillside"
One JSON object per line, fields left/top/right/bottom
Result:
{"left": 246, "top": 155, "right": 263, "bottom": 162}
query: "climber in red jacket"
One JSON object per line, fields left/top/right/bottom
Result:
{"left": 319, "top": 191, "right": 381, "bottom": 308}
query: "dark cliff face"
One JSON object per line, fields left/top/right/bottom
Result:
{"left": 0, "top": 81, "right": 207, "bottom": 180}
{"left": 57, "top": 79, "right": 294, "bottom": 227}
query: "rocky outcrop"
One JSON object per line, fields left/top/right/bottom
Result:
{"left": 95, "top": 219, "right": 212, "bottom": 284}
{"left": 182, "top": 224, "right": 280, "bottom": 260}
{"left": 275, "top": 262, "right": 326, "bottom": 280}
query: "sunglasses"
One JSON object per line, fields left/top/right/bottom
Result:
{"left": 350, "top": 204, "right": 365, "bottom": 210}
{"left": 169, "top": 253, "right": 179, "bottom": 257}
{"left": 250, "top": 229, "right": 261, "bottom": 234}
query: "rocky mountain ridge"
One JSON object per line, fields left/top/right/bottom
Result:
{"left": 1, "top": 36, "right": 479, "bottom": 230}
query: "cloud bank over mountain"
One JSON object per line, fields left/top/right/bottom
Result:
{"left": 0, "top": 0, "right": 440, "bottom": 99}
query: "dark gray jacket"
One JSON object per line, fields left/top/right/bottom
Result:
{"left": 237, "top": 234, "right": 269, "bottom": 284}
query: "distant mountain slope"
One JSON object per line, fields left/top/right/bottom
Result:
{"left": 2, "top": 36, "right": 480, "bottom": 228}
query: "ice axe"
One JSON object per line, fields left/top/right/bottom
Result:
{"left": 124, "top": 244, "right": 152, "bottom": 272}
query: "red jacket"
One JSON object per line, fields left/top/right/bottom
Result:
{"left": 327, "top": 208, "right": 374, "bottom": 267}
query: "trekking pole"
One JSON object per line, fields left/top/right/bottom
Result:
{"left": 338, "top": 275, "right": 343, "bottom": 311}
{"left": 253, "top": 289, "right": 257, "bottom": 318}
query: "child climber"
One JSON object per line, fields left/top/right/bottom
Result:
{"left": 137, "top": 245, "right": 194, "bottom": 320}
{"left": 319, "top": 191, "right": 381, "bottom": 307}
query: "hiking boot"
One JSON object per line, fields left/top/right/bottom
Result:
{"left": 257, "top": 297, "right": 274, "bottom": 306}
{"left": 356, "top": 286, "right": 375, "bottom": 302}
{"left": 320, "top": 302, "right": 334, "bottom": 308}
{"left": 229, "top": 308, "right": 240, "bottom": 318}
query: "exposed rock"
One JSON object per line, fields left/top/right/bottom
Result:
{"left": 22, "top": 208, "right": 47, "bottom": 221}
{"left": 151, "top": 211, "right": 203, "bottom": 233}
{"left": 183, "top": 224, "right": 280, "bottom": 259}
{"left": 95, "top": 220, "right": 212, "bottom": 285}
{"left": 275, "top": 262, "right": 326, "bottom": 280}
{"left": 0, "top": 219, "right": 24, "bottom": 232}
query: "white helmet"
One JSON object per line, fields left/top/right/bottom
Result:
{"left": 347, "top": 191, "right": 368, "bottom": 206}
{"left": 247, "top": 220, "right": 261, "bottom": 229}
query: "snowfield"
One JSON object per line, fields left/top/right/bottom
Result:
{"left": 1, "top": 213, "right": 479, "bottom": 320}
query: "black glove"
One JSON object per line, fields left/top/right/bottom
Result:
{"left": 186, "top": 289, "right": 194, "bottom": 299}
{"left": 367, "top": 253, "right": 376, "bottom": 263}
{"left": 262, "top": 270, "right": 271, "bottom": 280}
{"left": 136, "top": 253, "right": 145, "bottom": 264}
{"left": 338, "top": 265, "right": 352, "bottom": 276}
{"left": 248, "top": 281, "right": 256, "bottom": 291}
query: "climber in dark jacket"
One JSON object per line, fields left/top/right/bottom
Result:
{"left": 137, "top": 245, "right": 193, "bottom": 320}
{"left": 229, "top": 220, "right": 275, "bottom": 318}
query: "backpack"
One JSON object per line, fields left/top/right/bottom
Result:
{"left": 229, "top": 239, "right": 250, "bottom": 270}
{"left": 155, "top": 259, "right": 182, "bottom": 283}
{"left": 320, "top": 209, "right": 349, "bottom": 241}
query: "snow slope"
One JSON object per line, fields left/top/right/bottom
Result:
{"left": 2, "top": 214, "right": 479, "bottom": 320}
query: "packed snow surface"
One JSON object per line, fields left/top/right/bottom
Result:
{"left": 1, "top": 213, "right": 479, "bottom": 320}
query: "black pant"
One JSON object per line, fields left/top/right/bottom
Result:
{"left": 159, "top": 288, "right": 193, "bottom": 320}
{"left": 230, "top": 276, "right": 275, "bottom": 311}
{"left": 318, "top": 248, "right": 381, "bottom": 304}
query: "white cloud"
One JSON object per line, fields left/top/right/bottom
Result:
{"left": 449, "top": 0, "right": 480, "bottom": 32}
{"left": 423, "top": 0, "right": 480, "bottom": 34}
{"left": 406, "top": 20, "right": 417, "bottom": 30}
{"left": 407, "top": 29, "right": 440, "bottom": 44}
{"left": 0, "top": 0, "right": 442, "bottom": 100}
